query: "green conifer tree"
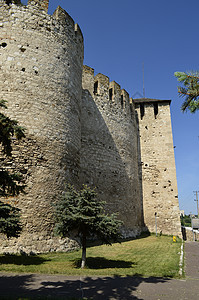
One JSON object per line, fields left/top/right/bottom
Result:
{"left": 174, "top": 71, "right": 199, "bottom": 113}
{"left": 0, "top": 201, "right": 22, "bottom": 238}
{"left": 53, "top": 184, "right": 123, "bottom": 268}
{"left": 0, "top": 100, "right": 25, "bottom": 237}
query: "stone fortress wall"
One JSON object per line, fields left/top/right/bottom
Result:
{"left": 0, "top": 0, "right": 181, "bottom": 253}
{"left": 81, "top": 66, "right": 144, "bottom": 236}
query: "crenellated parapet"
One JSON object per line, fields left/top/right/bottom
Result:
{"left": 109, "top": 81, "right": 121, "bottom": 103}
{"left": 52, "top": 5, "right": 83, "bottom": 44}
{"left": 94, "top": 73, "right": 109, "bottom": 95}
{"left": 82, "top": 65, "right": 133, "bottom": 117}
{"left": 1, "top": 1, "right": 83, "bottom": 47}
{"left": 81, "top": 71, "right": 143, "bottom": 237}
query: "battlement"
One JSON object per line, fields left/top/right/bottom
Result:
{"left": 0, "top": 0, "right": 84, "bottom": 44}
{"left": 53, "top": 5, "right": 74, "bottom": 26}
{"left": 94, "top": 73, "right": 109, "bottom": 90}
{"left": 82, "top": 65, "right": 132, "bottom": 115}
{"left": 52, "top": 5, "right": 83, "bottom": 43}
{"left": 83, "top": 65, "right": 94, "bottom": 76}
{"left": 109, "top": 81, "right": 121, "bottom": 101}
{"left": 133, "top": 98, "right": 171, "bottom": 120}
{"left": 1, "top": 0, "right": 83, "bottom": 47}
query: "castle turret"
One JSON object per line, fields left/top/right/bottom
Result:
{"left": 0, "top": 0, "right": 84, "bottom": 253}
{"left": 134, "top": 98, "right": 181, "bottom": 236}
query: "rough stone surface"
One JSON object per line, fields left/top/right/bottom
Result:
{"left": 0, "top": 0, "right": 181, "bottom": 253}
{"left": 0, "top": 0, "right": 83, "bottom": 252}
{"left": 134, "top": 99, "right": 181, "bottom": 236}
{"left": 81, "top": 66, "right": 143, "bottom": 237}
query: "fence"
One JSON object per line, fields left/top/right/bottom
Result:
{"left": 181, "top": 226, "right": 199, "bottom": 241}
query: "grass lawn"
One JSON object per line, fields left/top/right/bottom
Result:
{"left": 0, "top": 235, "right": 183, "bottom": 278}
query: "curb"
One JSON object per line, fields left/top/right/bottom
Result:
{"left": 179, "top": 241, "right": 184, "bottom": 276}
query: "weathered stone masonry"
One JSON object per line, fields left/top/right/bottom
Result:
{"left": 0, "top": 0, "right": 84, "bottom": 252}
{"left": 0, "top": 0, "right": 181, "bottom": 253}
{"left": 134, "top": 99, "right": 181, "bottom": 236}
{"left": 81, "top": 66, "right": 143, "bottom": 236}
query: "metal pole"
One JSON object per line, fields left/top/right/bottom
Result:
{"left": 190, "top": 214, "right": 195, "bottom": 241}
{"left": 142, "top": 62, "right": 145, "bottom": 98}
{"left": 194, "top": 191, "right": 199, "bottom": 217}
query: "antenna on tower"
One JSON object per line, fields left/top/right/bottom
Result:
{"left": 143, "top": 62, "right": 145, "bottom": 98}
{"left": 132, "top": 62, "right": 146, "bottom": 99}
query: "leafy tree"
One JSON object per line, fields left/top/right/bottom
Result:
{"left": 53, "top": 184, "right": 123, "bottom": 268}
{"left": 0, "top": 99, "right": 25, "bottom": 237}
{"left": 181, "top": 214, "right": 192, "bottom": 227}
{"left": 174, "top": 71, "right": 199, "bottom": 113}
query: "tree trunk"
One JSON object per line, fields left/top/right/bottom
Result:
{"left": 81, "top": 233, "right": 86, "bottom": 269}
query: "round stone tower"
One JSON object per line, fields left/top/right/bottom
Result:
{"left": 0, "top": 0, "right": 84, "bottom": 253}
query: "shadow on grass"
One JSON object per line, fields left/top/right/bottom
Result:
{"left": 86, "top": 231, "right": 151, "bottom": 248}
{"left": 0, "top": 273, "right": 171, "bottom": 300}
{"left": 73, "top": 257, "right": 136, "bottom": 269}
{"left": 0, "top": 254, "right": 48, "bottom": 266}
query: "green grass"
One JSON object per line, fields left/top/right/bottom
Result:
{"left": 0, "top": 235, "right": 182, "bottom": 278}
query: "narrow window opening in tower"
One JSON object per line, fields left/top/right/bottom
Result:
{"left": 109, "top": 88, "right": 113, "bottom": 101}
{"left": 94, "top": 81, "right": 98, "bottom": 95}
{"left": 140, "top": 103, "right": 145, "bottom": 119}
{"left": 121, "top": 94, "right": 124, "bottom": 108}
{"left": 154, "top": 102, "right": 158, "bottom": 118}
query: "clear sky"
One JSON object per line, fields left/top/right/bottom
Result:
{"left": 24, "top": 0, "right": 199, "bottom": 214}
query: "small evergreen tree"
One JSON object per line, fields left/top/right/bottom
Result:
{"left": 174, "top": 71, "right": 199, "bottom": 113}
{"left": 0, "top": 201, "right": 22, "bottom": 238}
{"left": 0, "top": 99, "right": 25, "bottom": 237}
{"left": 53, "top": 184, "right": 123, "bottom": 268}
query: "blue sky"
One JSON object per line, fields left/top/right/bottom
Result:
{"left": 24, "top": 0, "right": 199, "bottom": 214}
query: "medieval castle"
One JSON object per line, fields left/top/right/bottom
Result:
{"left": 0, "top": 0, "right": 181, "bottom": 253}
